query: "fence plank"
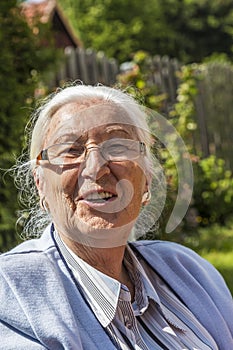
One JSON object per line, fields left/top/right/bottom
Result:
{"left": 86, "top": 49, "right": 99, "bottom": 84}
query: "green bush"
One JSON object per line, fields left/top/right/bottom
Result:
{"left": 170, "top": 61, "right": 233, "bottom": 227}
{"left": 193, "top": 156, "right": 233, "bottom": 225}
{"left": 184, "top": 219, "right": 233, "bottom": 252}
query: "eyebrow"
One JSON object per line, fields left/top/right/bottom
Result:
{"left": 105, "top": 125, "right": 132, "bottom": 135}
{"left": 53, "top": 134, "right": 86, "bottom": 144}
{"left": 52, "top": 125, "right": 133, "bottom": 144}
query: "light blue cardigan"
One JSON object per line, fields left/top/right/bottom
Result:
{"left": 0, "top": 225, "right": 232, "bottom": 349}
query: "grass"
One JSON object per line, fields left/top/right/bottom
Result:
{"left": 201, "top": 251, "right": 233, "bottom": 294}
{"left": 186, "top": 219, "right": 233, "bottom": 295}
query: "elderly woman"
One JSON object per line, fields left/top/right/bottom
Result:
{"left": 0, "top": 84, "right": 232, "bottom": 350}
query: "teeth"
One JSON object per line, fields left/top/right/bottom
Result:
{"left": 85, "top": 192, "right": 114, "bottom": 201}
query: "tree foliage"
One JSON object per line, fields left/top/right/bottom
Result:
{"left": 0, "top": 0, "right": 59, "bottom": 251}
{"left": 58, "top": 0, "right": 233, "bottom": 63}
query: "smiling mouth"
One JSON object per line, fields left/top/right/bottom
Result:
{"left": 82, "top": 191, "right": 117, "bottom": 203}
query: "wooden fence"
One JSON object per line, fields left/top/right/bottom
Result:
{"left": 53, "top": 48, "right": 233, "bottom": 170}
{"left": 193, "top": 62, "right": 233, "bottom": 170}
{"left": 53, "top": 47, "right": 119, "bottom": 86}
{"left": 147, "top": 55, "right": 181, "bottom": 114}
{"left": 53, "top": 48, "right": 180, "bottom": 108}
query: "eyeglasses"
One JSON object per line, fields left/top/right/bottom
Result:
{"left": 36, "top": 138, "right": 146, "bottom": 166}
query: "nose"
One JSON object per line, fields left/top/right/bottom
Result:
{"left": 81, "top": 146, "right": 110, "bottom": 180}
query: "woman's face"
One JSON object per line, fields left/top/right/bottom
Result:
{"left": 37, "top": 101, "right": 148, "bottom": 247}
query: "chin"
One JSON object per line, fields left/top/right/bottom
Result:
{"left": 75, "top": 203, "right": 137, "bottom": 229}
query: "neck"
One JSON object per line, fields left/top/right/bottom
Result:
{"left": 61, "top": 233, "right": 125, "bottom": 281}
{"left": 60, "top": 233, "right": 135, "bottom": 299}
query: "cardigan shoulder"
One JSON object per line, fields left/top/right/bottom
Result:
{"left": 130, "top": 239, "right": 233, "bottom": 349}
{"left": 131, "top": 239, "right": 232, "bottom": 299}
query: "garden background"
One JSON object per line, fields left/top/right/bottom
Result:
{"left": 0, "top": 0, "right": 233, "bottom": 293}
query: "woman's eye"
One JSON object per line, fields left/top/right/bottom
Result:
{"left": 108, "top": 144, "right": 128, "bottom": 154}
{"left": 64, "top": 146, "right": 85, "bottom": 157}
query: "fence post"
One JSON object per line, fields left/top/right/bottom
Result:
{"left": 97, "top": 51, "right": 110, "bottom": 85}
{"left": 65, "top": 46, "right": 79, "bottom": 80}
{"left": 76, "top": 47, "right": 89, "bottom": 84}
{"left": 86, "top": 48, "right": 99, "bottom": 84}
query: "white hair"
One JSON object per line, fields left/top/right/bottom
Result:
{"left": 14, "top": 83, "right": 163, "bottom": 239}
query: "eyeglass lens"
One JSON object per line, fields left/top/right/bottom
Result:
{"left": 43, "top": 138, "right": 145, "bottom": 165}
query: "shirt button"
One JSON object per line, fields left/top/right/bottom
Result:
{"left": 125, "top": 320, "right": 133, "bottom": 329}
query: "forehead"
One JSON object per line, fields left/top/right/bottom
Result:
{"left": 45, "top": 101, "right": 139, "bottom": 143}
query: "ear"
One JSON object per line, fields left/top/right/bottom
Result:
{"left": 141, "top": 180, "right": 152, "bottom": 205}
{"left": 144, "top": 169, "right": 152, "bottom": 193}
{"left": 141, "top": 189, "right": 151, "bottom": 205}
{"left": 146, "top": 170, "right": 152, "bottom": 188}
{"left": 33, "top": 167, "right": 45, "bottom": 199}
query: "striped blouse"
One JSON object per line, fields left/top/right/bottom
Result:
{"left": 55, "top": 232, "right": 218, "bottom": 350}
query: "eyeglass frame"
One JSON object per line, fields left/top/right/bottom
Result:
{"left": 35, "top": 138, "right": 146, "bottom": 166}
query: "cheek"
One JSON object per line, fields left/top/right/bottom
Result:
{"left": 62, "top": 169, "right": 79, "bottom": 196}
{"left": 111, "top": 162, "right": 146, "bottom": 198}
{"left": 133, "top": 166, "right": 146, "bottom": 192}
{"left": 43, "top": 168, "right": 79, "bottom": 200}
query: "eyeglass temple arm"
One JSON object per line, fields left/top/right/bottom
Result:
{"left": 36, "top": 149, "right": 48, "bottom": 164}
